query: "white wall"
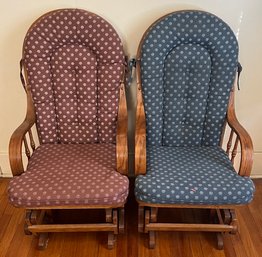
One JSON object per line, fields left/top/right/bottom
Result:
{"left": 1, "top": 0, "right": 261, "bottom": 177}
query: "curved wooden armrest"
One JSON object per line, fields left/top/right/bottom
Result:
{"left": 116, "top": 71, "right": 128, "bottom": 175}
{"left": 9, "top": 120, "right": 35, "bottom": 176}
{"left": 226, "top": 88, "right": 253, "bottom": 177}
{"left": 9, "top": 87, "right": 36, "bottom": 176}
{"left": 134, "top": 60, "right": 146, "bottom": 175}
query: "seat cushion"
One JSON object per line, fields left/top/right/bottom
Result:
{"left": 135, "top": 146, "right": 255, "bottom": 205}
{"left": 9, "top": 144, "right": 129, "bottom": 208}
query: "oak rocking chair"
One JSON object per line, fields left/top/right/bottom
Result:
{"left": 8, "top": 8, "right": 129, "bottom": 249}
{"left": 134, "top": 10, "right": 255, "bottom": 249}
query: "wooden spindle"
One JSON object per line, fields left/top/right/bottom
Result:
{"left": 226, "top": 129, "right": 234, "bottom": 155}
{"left": 138, "top": 206, "right": 145, "bottom": 232}
{"left": 106, "top": 209, "right": 113, "bottom": 223}
{"left": 135, "top": 59, "right": 147, "bottom": 175}
{"left": 145, "top": 209, "right": 150, "bottom": 233}
{"left": 150, "top": 207, "right": 158, "bottom": 222}
{"left": 23, "top": 136, "right": 31, "bottom": 160}
{"left": 231, "top": 136, "right": 239, "bottom": 164}
{"left": 28, "top": 129, "right": 36, "bottom": 151}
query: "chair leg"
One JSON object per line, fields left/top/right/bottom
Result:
{"left": 119, "top": 208, "right": 125, "bottom": 234}
{"left": 149, "top": 231, "right": 156, "bottom": 249}
{"left": 150, "top": 207, "right": 158, "bottom": 222}
{"left": 25, "top": 209, "right": 51, "bottom": 250}
{"left": 24, "top": 209, "right": 43, "bottom": 236}
{"left": 106, "top": 209, "right": 118, "bottom": 249}
{"left": 214, "top": 209, "right": 237, "bottom": 250}
{"left": 145, "top": 207, "right": 158, "bottom": 249}
{"left": 145, "top": 209, "right": 150, "bottom": 233}
{"left": 138, "top": 206, "right": 145, "bottom": 233}
{"left": 216, "top": 232, "right": 224, "bottom": 250}
{"left": 24, "top": 210, "right": 32, "bottom": 235}
{"left": 38, "top": 233, "right": 49, "bottom": 250}
{"left": 223, "top": 209, "right": 231, "bottom": 224}
{"left": 24, "top": 223, "right": 32, "bottom": 235}
{"left": 107, "top": 232, "right": 115, "bottom": 249}
{"left": 209, "top": 209, "right": 216, "bottom": 223}
{"left": 106, "top": 209, "right": 113, "bottom": 223}
{"left": 229, "top": 209, "right": 237, "bottom": 234}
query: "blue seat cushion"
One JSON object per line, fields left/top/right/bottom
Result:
{"left": 135, "top": 146, "right": 255, "bottom": 205}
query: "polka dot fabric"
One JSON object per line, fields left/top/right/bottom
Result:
{"left": 23, "top": 9, "right": 125, "bottom": 143}
{"left": 135, "top": 146, "right": 255, "bottom": 205}
{"left": 135, "top": 10, "right": 254, "bottom": 206}
{"left": 139, "top": 10, "right": 238, "bottom": 147}
{"left": 8, "top": 144, "right": 129, "bottom": 207}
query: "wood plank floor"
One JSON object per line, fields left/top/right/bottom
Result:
{"left": 0, "top": 178, "right": 261, "bottom": 257}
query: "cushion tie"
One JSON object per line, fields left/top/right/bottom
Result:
{"left": 19, "top": 59, "right": 26, "bottom": 90}
{"left": 127, "top": 58, "right": 136, "bottom": 87}
{"left": 237, "top": 62, "right": 242, "bottom": 90}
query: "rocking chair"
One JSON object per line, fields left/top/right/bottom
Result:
{"left": 134, "top": 10, "right": 255, "bottom": 249}
{"left": 8, "top": 8, "right": 129, "bottom": 249}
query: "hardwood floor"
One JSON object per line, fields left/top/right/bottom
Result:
{"left": 0, "top": 178, "right": 261, "bottom": 257}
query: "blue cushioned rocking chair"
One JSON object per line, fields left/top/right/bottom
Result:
{"left": 134, "top": 10, "right": 255, "bottom": 249}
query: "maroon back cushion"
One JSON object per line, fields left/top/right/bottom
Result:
{"left": 23, "top": 9, "right": 125, "bottom": 144}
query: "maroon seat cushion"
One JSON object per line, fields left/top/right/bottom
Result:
{"left": 8, "top": 144, "right": 129, "bottom": 207}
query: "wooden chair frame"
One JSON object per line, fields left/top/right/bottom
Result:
{"left": 9, "top": 46, "right": 129, "bottom": 250}
{"left": 134, "top": 14, "right": 253, "bottom": 249}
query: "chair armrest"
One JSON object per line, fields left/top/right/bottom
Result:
{"left": 226, "top": 88, "right": 253, "bottom": 177}
{"left": 134, "top": 60, "right": 146, "bottom": 175}
{"left": 116, "top": 74, "right": 128, "bottom": 175}
{"left": 9, "top": 87, "right": 36, "bottom": 176}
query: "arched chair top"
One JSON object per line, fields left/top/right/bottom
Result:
{"left": 22, "top": 9, "right": 125, "bottom": 144}
{"left": 137, "top": 10, "right": 238, "bottom": 60}
{"left": 137, "top": 10, "right": 239, "bottom": 147}
{"left": 23, "top": 8, "right": 124, "bottom": 63}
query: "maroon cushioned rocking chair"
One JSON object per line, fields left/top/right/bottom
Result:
{"left": 8, "top": 8, "right": 129, "bottom": 249}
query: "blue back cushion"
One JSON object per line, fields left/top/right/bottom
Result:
{"left": 140, "top": 10, "right": 238, "bottom": 147}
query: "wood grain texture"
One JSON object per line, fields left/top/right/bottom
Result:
{"left": 1, "top": 178, "right": 261, "bottom": 257}
{"left": 226, "top": 86, "right": 253, "bottom": 176}
{"left": 133, "top": 62, "right": 254, "bottom": 248}
{"left": 134, "top": 59, "right": 146, "bottom": 175}
{"left": 9, "top": 64, "right": 128, "bottom": 249}
{"left": 9, "top": 86, "right": 36, "bottom": 176}
{"left": 23, "top": 206, "right": 124, "bottom": 249}
{"left": 27, "top": 224, "right": 117, "bottom": 233}
{"left": 116, "top": 68, "right": 128, "bottom": 175}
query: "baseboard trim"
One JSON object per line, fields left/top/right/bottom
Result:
{"left": 251, "top": 175, "right": 262, "bottom": 179}
{"left": 1, "top": 172, "right": 13, "bottom": 178}
{"left": 0, "top": 152, "right": 262, "bottom": 179}
{"left": 1, "top": 172, "right": 261, "bottom": 179}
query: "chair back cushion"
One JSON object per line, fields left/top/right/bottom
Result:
{"left": 23, "top": 9, "right": 125, "bottom": 144}
{"left": 138, "top": 10, "right": 238, "bottom": 147}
